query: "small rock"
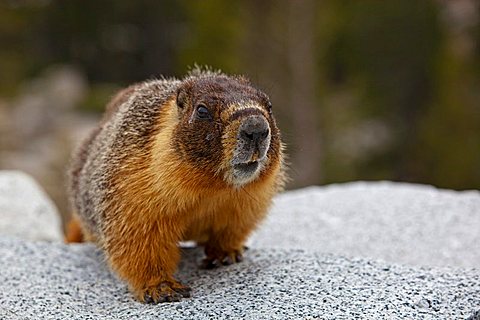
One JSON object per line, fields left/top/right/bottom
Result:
{"left": 414, "top": 298, "right": 431, "bottom": 309}
{"left": 0, "top": 170, "right": 63, "bottom": 241}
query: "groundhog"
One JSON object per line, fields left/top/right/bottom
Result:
{"left": 66, "top": 68, "right": 286, "bottom": 303}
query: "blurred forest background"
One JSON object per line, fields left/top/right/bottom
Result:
{"left": 1, "top": 0, "right": 479, "bottom": 225}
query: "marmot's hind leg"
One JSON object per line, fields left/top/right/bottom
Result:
{"left": 65, "top": 214, "right": 96, "bottom": 243}
{"left": 65, "top": 215, "right": 84, "bottom": 243}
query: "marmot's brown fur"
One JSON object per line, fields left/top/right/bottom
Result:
{"left": 66, "top": 68, "right": 286, "bottom": 303}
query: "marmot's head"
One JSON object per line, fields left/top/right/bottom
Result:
{"left": 172, "top": 72, "right": 282, "bottom": 187}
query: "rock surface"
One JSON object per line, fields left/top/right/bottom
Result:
{"left": 0, "top": 170, "right": 63, "bottom": 241}
{"left": 0, "top": 236, "right": 478, "bottom": 320}
{"left": 251, "top": 181, "right": 480, "bottom": 268}
{"left": 0, "top": 176, "right": 479, "bottom": 319}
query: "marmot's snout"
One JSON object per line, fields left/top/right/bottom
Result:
{"left": 239, "top": 116, "right": 270, "bottom": 152}
{"left": 236, "top": 115, "right": 271, "bottom": 163}
{"left": 231, "top": 114, "right": 271, "bottom": 185}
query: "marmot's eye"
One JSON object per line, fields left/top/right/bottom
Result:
{"left": 267, "top": 101, "right": 272, "bottom": 111}
{"left": 196, "top": 104, "right": 211, "bottom": 120}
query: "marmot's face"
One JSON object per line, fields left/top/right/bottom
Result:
{"left": 173, "top": 75, "right": 281, "bottom": 187}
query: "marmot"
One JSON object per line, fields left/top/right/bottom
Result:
{"left": 66, "top": 68, "right": 286, "bottom": 303}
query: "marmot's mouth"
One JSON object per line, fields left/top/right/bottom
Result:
{"left": 233, "top": 161, "right": 259, "bottom": 175}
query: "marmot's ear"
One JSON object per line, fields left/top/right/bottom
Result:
{"left": 176, "top": 87, "right": 188, "bottom": 110}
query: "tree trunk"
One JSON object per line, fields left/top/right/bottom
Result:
{"left": 287, "top": 0, "right": 322, "bottom": 186}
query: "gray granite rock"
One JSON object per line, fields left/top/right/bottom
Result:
{"left": 1, "top": 178, "right": 479, "bottom": 319}
{"left": 251, "top": 182, "right": 480, "bottom": 268}
{"left": 0, "top": 236, "right": 478, "bottom": 320}
{"left": 0, "top": 170, "right": 62, "bottom": 241}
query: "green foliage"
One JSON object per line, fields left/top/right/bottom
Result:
{"left": 417, "top": 39, "right": 480, "bottom": 189}
{"left": 0, "top": 3, "right": 40, "bottom": 96}
{"left": 176, "top": 0, "right": 242, "bottom": 73}
{"left": 80, "top": 83, "right": 119, "bottom": 113}
{"left": 1, "top": 0, "right": 479, "bottom": 189}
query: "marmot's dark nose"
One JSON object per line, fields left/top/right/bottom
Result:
{"left": 239, "top": 117, "right": 270, "bottom": 145}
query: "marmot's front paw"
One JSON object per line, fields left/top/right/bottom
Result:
{"left": 138, "top": 280, "right": 191, "bottom": 304}
{"left": 201, "top": 247, "right": 245, "bottom": 269}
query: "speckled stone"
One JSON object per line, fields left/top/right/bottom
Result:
{"left": 251, "top": 182, "right": 480, "bottom": 268}
{"left": 0, "top": 236, "right": 478, "bottom": 319}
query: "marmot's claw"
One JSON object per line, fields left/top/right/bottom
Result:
{"left": 222, "top": 255, "right": 234, "bottom": 265}
{"left": 140, "top": 280, "right": 190, "bottom": 303}
{"left": 201, "top": 257, "right": 222, "bottom": 269}
{"left": 143, "top": 293, "right": 154, "bottom": 304}
{"left": 172, "top": 285, "right": 192, "bottom": 298}
{"left": 201, "top": 249, "right": 244, "bottom": 269}
{"left": 235, "top": 252, "right": 244, "bottom": 262}
{"left": 163, "top": 292, "right": 183, "bottom": 302}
